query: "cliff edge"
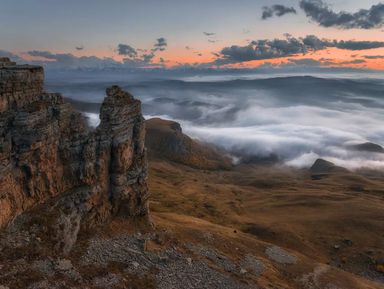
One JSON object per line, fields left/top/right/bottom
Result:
{"left": 0, "top": 58, "right": 148, "bottom": 253}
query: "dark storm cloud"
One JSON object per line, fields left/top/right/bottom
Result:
{"left": 299, "top": 0, "right": 384, "bottom": 29}
{"left": 152, "top": 37, "right": 167, "bottom": 52}
{"left": 262, "top": 5, "right": 297, "bottom": 20}
{"left": 215, "top": 35, "right": 384, "bottom": 64}
{"left": 117, "top": 44, "right": 137, "bottom": 57}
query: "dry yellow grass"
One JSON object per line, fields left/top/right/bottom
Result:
{"left": 148, "top": 160, "right": 384, "bottom": 288}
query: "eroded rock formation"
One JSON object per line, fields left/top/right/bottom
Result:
{"left": 0, "top": 58, "right": 148, "bottom": 253}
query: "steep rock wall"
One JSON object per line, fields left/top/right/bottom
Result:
{"left": 0, "top": 59, "right": 148, "bottom": 251}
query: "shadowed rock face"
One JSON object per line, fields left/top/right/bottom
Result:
{"left": 310, "top": 158, "right": 347, "bottom": 176}
{"left": 348, "top": 142, "right": 384, "bottom": 153}
{"left": 0, "top": 60, "right": 148, "bottom": 253}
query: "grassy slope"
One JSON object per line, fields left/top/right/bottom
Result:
{"left": 148, "top": 159, "right": 384, "bottom": 288}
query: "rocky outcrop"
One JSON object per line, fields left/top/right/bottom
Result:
{"left": 348, "top": 142, "right": 384, "bottom": 153}
{"left": 309, "top": 159, "right": 348, "bottom": 175}
{"left": 145, "top": 118, "right": 232, "bottom": 170}
{"left": 0, "top": 59, "right": 148, "bottom": 252}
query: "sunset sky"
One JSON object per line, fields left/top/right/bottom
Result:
{"left": 1, "top": 0, "right": 383, "bottom": 70}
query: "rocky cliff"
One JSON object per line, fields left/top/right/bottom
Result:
{"left": 0, "top": 58, "right": 148, "bottom": 253}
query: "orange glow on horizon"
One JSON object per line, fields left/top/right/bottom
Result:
{"left": 14, "top": 46, "right": 384, "bottom": 70}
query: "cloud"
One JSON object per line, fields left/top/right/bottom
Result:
{"left": 260, "top": 57, "right": 367, "bottom": 69}
{"left": 27, "top": 37, "right": 168, "bottom": 70}
{"left": 0, "top": 50, "right": 25, "bottom": 63}
{"left": 117, "top": 44, "right": 137, "bottom": 58}
{"left": 27, "top": 50, "right": 120, "bottom": 69}
{"left": 286, "top": 58, "right": 325, "bottom": 66}
{"left": 136, "top": 76, "right": 384, "bottom": 170}
{"left": 335, "top": 40, "right": 384, "bottom": 50}
{"left": 204, "top": 32, "right": 219, "bottom": 43}
{"left": 364, "top": 55, "right": 384, "bottom": 59}
{"left": 339, "top": 59, "right": 366, "bottom": 65}
{"left": 299, "top": 0, "right": 384, "bottom": 29}
{"left": 215, "top": 34, "right": 384, "bottom": 64}
{"left": 302, "top": 34, "right": 328, "bottom": 50}
{"left": 29, "top": 50, "right": 78, "bottom": 64}
{"left": 262, "top": 4, "right": 297, "bottom": 20}
{"left": 152, "top": 37, "right": 167, "bottom": 52}
{"left": 116, "top": 38, "right": 167, "bottom": 67}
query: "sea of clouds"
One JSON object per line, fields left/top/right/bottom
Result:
{"left": 45, "top": 71, "right": 384, "bottom": 170}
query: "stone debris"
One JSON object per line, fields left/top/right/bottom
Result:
{"left": 241, "top": 254, "right": 265, "bottom": 277}
{"left": 92, "top": 273, "right": 121, "bottom": 288}
{"left": 265, "top": 246, "right": 297, "bottom": 265}
{"left": 81, "top": 234, "right": 254, "bottom": 289}
{"left": 55, "top": 259, "right": 73, "bottom": 271}
{"left": 186, "top": 244, "right": 238, "bottom": 273}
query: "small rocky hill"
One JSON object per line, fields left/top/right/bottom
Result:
{"left": 145, "top": 118, "right": 232, "bottom": 170}
{"left": 348, "top": 142, "right": 384, "bottom": 153}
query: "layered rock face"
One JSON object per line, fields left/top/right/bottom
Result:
{"left": 0, "top": 59, "right": 148, "bottom": 252}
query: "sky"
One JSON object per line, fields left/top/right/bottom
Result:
{"left": 0, "top": 0, "right": 383, "bottom": 70}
